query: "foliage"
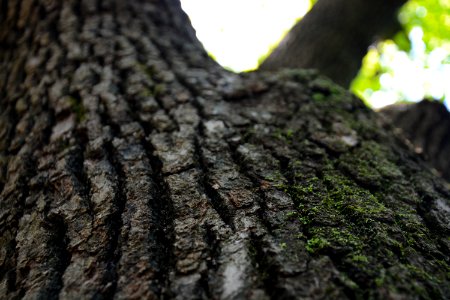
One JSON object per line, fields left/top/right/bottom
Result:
{"left": 399, "top": 0, "right": 450, "bottom": 50}
{"left": 351, "top": 0, "right": 450, "bottom": 108}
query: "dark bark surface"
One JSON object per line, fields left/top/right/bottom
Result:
{"left": 0, "top": 1, "right": 449, "bottom": 299}
{"left": 259, "top": 0, "right": 407, "bottom": 87}
{"left": 380, "top": 100, "right": 450, "bottom": 182}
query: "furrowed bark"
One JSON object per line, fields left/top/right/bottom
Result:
{"left": 0, "top": 0, "right": 449, "bottom": 299}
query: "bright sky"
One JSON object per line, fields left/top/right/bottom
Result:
{"left": 180, "top": 0, "right": 311, "bottom": 71}
{"left": 180, "top": 0, "right": 450, "bottom": 109}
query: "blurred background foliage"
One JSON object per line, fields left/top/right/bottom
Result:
{"left": 351, "top": 0, "right": 450, "bottom": 108}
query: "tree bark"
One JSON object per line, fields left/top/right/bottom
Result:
{"left": 380, "top": 100, "right": 450, "bottom": 182}
{"left": 259, "top": 0, "right": 407, "bottom": 87}
{"left": 0, "top": 1, "right": 449, "bottom": 299}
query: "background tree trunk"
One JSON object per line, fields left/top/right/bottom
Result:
{"left": 259, "top": 0, "right": 407, "bottom": 87}
{"left": 0, "top": 0, "right": 449, "bottom": 299}
{"left": 380, "top": 100, "right": 450, "bottom": 182}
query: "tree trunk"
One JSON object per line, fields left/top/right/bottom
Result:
{"left": 0, "top": 1, "right": 449, "bottom": 299}
{"left": 259, "top": 0, "right": 407, "bottom": 87}
{"left": 379, "top": 100, "right": 450, "bottom": 182}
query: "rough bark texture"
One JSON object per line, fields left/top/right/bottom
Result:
{"left": 259, "top": 0, "right": 407, "bottom": 87}
{"left": 380, "top": 100, "right": 450, "bottom": 182}
{"left": 0, "top": 1, "right": 449, "bottom": 299}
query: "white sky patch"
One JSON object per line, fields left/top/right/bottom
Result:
{"left": 181, "top": 0, "right": 311, "bottom": 71}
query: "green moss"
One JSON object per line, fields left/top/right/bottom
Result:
{"left": 350, "top": 254, "right": 369, "bottom": 263}
{"left": 140, "top": 84, "right": 166, "bottom": 98}
{"left": 293, "top": 182, "right": 315, "bottom": 196}
{"left": 266, "top": 170, "right": 287, "bottom": 188}
{"left": 136, "top": 62, "right": 155, "bottom": 78}
{"left": 309, "top": 227, "right": 363, "bottom": 254}
{"left": 69, "top": 96, "right": 86, "bottom": 122}
{"left": 374, "top": 270, "right": 386, "bottom": 287}
{"left": 285, "top": 211, "right": 298, "bottom": 220}
{"left": 306, "top": 237, "right": 330, "bottom": 254}
{"left": 153, "top": 84, "right": 166, "bottom": 96}
{"left": 278, "top": 69, "right": 318, "bottom": 83}
{"left": 374, "top": 264, "right": 444, "bottom": 298}
{"left": 312, "top": 93, "right": 325, "bottom": 102}
{"left": 406, "top": 264, "right": 440, "bottom": 283}
{"left": 275, "top": 176, "right": 319, "bottom": 199}
{"left": 336, "top": 273, "right": 360, "bottom": 291}
{"left": 285, "top": 128, "right": 294, "bottom": 139}
{"left": 273, "top": 128, "right": 295, "bottom": 143}
{"left": 322, "top": 171, "right": 388, "bottom": 220}
{"left": 339, "top": 141, "right": 402, "bottom": 187}
{"left": 310, "top": 77, "right": 343, "bottom": 92}
{"left": 140, "top": 87, "right": 154, "bottom": 97}
{"left": 298, "top": 215, "right": 311, "bottom": 225}
{"left": 272, "top": 141, "right": 447, "bottom": 298}
{"left": 295, "top": 233, "right": 306, "bottom": 239}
